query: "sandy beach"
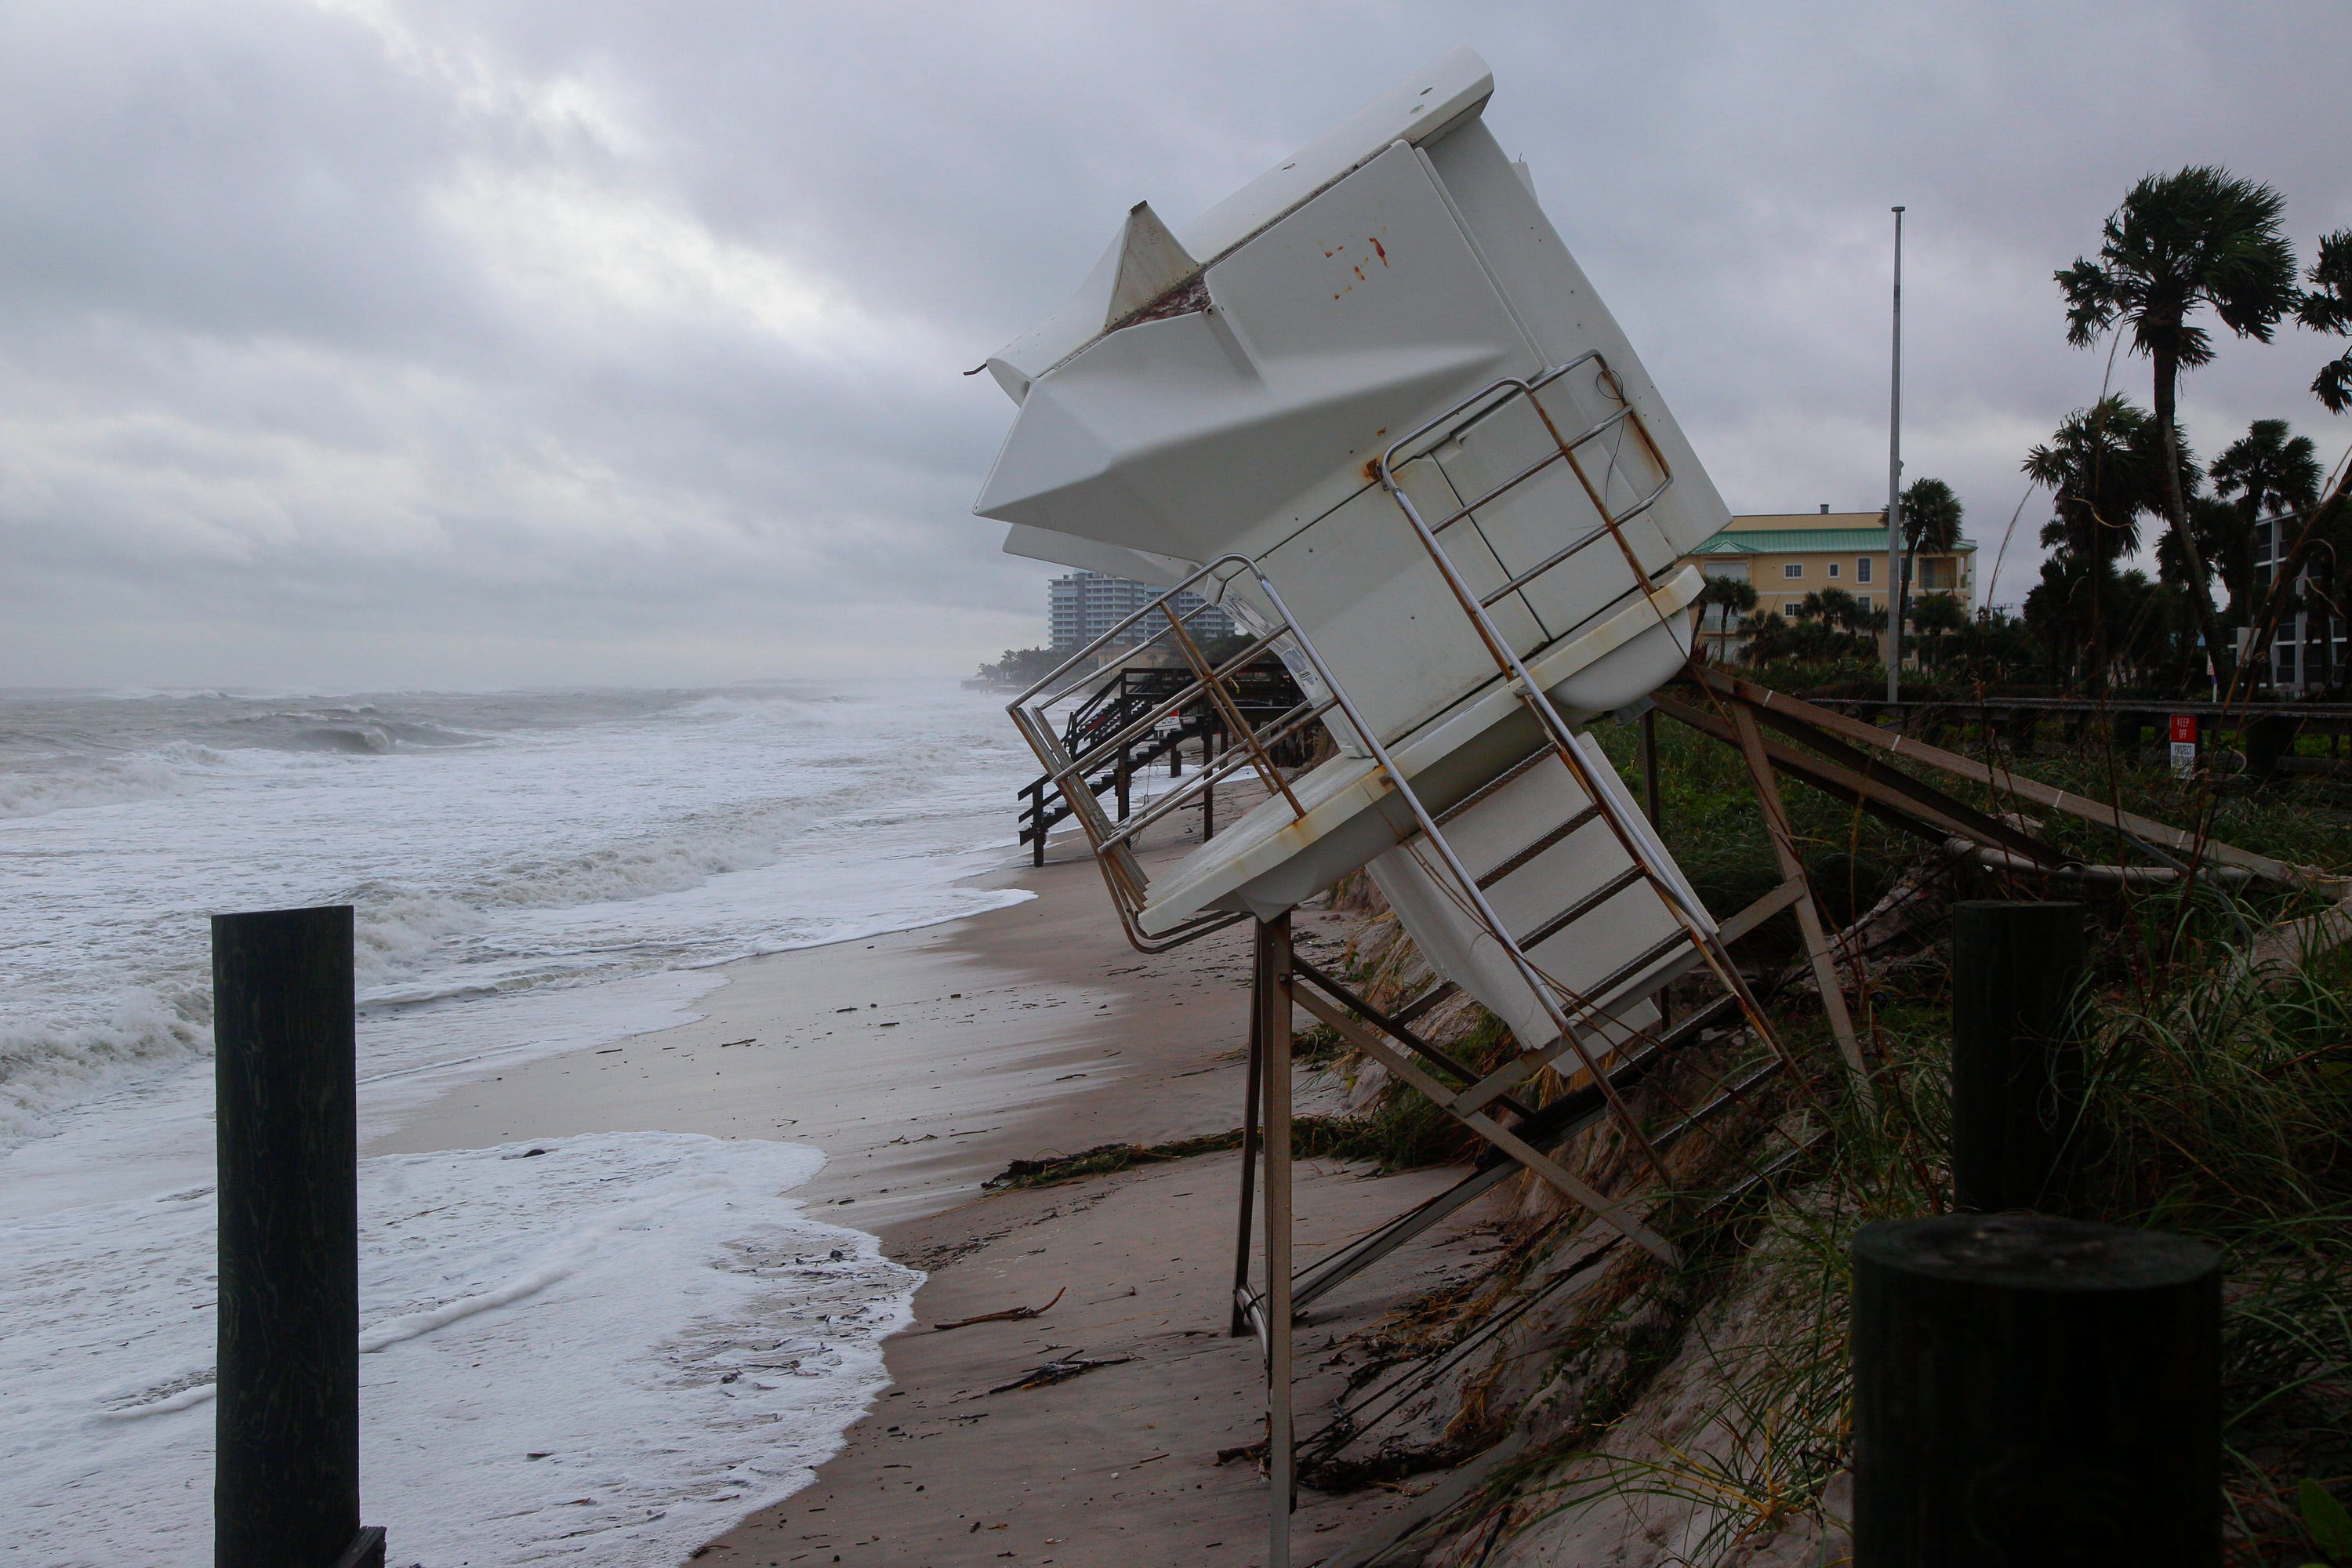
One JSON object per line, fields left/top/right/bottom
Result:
{"left": 379, "top": 830, "right": 1494, "bottom": 1566}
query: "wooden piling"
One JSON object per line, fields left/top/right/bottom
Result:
{"left": 1951, "top": 900, "right": 2086, "bottom": 1214}
{"left": 1851, "top": 1214, "right": 2220, "bottom": 1566}
{"left": 2245, "top": 714, "right": 2295, "bottom": 782}
{"left": 213, "top": 906, "right": 381, "bottom": 1568}
{"left": 2002, "top": 709, "right": 2036, "bottom": 757}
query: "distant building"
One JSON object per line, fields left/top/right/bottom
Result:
{"left": 1049, "top": 571, "right": 1237, "bottom": 650}
{"left": 2254, "top": 514, "right": 2344, "bottom": 694}
{"left": 1679, "top": 506, "right": 1978, "bottom": 662}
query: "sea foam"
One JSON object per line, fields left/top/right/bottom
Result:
{"left": 4, "top": 1133, "right": 916, "bottom": 1567}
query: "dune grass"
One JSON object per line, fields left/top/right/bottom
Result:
{"left": 1483, "top": 719, "right": 2352, "bottom": 1564}
{"left": 1477, "top": 884, "right": 2343, "bottom": 1561}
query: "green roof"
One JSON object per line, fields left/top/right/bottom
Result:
{"left": 1690, "top": 527, "right": 1976, "bottom": 555}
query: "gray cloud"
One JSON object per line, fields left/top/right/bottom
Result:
{"left": 1, "top": 0, "right": 2347, "bottom": 687}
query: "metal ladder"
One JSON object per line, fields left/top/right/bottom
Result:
{"left": 1258, "top": 352, "right": 1797, "bottom": 1262}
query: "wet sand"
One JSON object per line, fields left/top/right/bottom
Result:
{"left": 382, "top": 833, "right": 1490, "bottom": 1566}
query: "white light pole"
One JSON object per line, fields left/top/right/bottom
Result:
{"left": 1884, "top": 205, "right": 1906, "bottom": 706}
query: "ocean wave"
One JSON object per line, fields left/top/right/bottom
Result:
{"left": 222, "top": 710, "right": 492, "bottom": 754}
{"left": 0, "top": 755, "right": 192, "bottom": 818}
{"left": 0, "top": 735, "right": 349, "bottom": 819}
{"left": 0, "top": 990, "right": 211, "bottom": 1145}
{"left": 463, "top": 801, "right": 815, "bottom": 910}
{"left": 0, "top": 681, "right": 1037, "bottom": 1145}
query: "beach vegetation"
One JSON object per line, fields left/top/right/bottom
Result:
{"left": 1295, "top": 709, "right": 2352, "bottom": 1564}
{"left": 971, "top": 646, "right": 1067, "bottom": 688}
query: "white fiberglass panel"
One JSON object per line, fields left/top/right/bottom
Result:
{"left": 1420, "top": 120, "right": 1730, "bottom": 556}
{"left": 1368, "top": 737, "right": 1707, "bottom": 1051}
{"left": 983, "top": 49, "right": 1497, "bottom": 394}
{"left": 1254, "top": 470, "right": 1546, "bottom": 751}
{"left": 1133, "top": 573, "right": 1700, "bottom": 934}
{"left": 1179, "top": 49, "right": 1494, "bottom": 266}
{"left": 975, "top": 144, "right": 1537, "bottom": 564}
{"left": 1000, "top": 523, "right": 1200, "bottom": 588}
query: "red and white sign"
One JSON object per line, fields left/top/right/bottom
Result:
{"left": 2169, "top": 714, "right": 2198, "bottom": 777}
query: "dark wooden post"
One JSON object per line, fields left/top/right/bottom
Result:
{"left": 2245, "top": 714, "right": 2294, "bottom": 782}
{"left": 1951, "top": 900, "right": 2086, "bottom": 1214}
{"left": 1852, "top": 1214, "right": 2220, "bottom": 1566}
{"left": 213, "top": 906, "right": 385, "bottom": 1568}
{"left": 1026, "top": 780, "right": 1046, "bottom": 867}
{"left": 1116, "top": 750, "right": 1131, "bottom": 822}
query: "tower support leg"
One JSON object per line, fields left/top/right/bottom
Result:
{"left": 1229, "top": 938, "right": 1265, "bottom": 1337}
{"left": 1728, "top": 702, "right": 1872, "bottom": 1105}
{"left": 1256, "top": 914, "right": 1294, "bottom": 1568}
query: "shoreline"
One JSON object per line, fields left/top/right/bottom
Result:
{"left": 383, "top": 830, "right": 1497, "bottom": 1566}
{"left": 369, "top": 844, "right": 1267, "bottom": 1229}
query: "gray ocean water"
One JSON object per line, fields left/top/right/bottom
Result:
{"left": 0, "top": 680, "right": 1037, "bottom": 1565}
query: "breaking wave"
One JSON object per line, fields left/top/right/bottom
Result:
{"left": 0, "top": 681, "right": 1036, "bottom": 1147}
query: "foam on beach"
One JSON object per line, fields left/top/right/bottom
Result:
{"left": 2, "top": 1132, "right": 918, "bottom": 1567}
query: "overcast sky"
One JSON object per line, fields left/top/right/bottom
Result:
{"left": 2, "top": 0, "right": 2347, "bottom": 690}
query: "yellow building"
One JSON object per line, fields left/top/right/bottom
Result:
{"left": 1683, "top": 506, "right": 1977, "bottom": 660}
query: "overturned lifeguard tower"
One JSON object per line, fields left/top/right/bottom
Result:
{"left": 980, "top": 49, "right": 1793, "bottom": 1565}
{"left": 972, "top": 45, "right": 2345, "bottom": 1568}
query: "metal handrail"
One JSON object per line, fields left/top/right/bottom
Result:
{"left": 1238, "top": 566, "right": 1681, "bottom": 1263}
{"left": 1035, "top": 630, "right": 1292, "bottom": 791}
{"left": 1091, "top": 699, "right": 1331, "bottom": 852}
{"left": 1005, "top": 361, "right": 1784, "bottom": 1256}
{"left": 1007, "top": 554, "right": 1331, "bottom": 954}
{"left": 1421, "top": 400, "right": 1642, "bottom": 536}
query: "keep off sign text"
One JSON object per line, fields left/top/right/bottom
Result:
{"left": 2170, "top": 714, "right": 2198, "bottom": 779}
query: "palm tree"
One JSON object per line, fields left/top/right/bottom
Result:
{"left": 2023, "top": 397, "right": 2176, "bottom": 693}
{"left": 1795, "top": 587, "right": 1866, "bottom": 630}
{"left": 2209, "top": 420, "right": 2321, "bottom": 531}
{"left": 2210, "top": 419, "right": 2322, "bottom": 653}
{"left": 2221, "top": 232, "right": 2352, "bottom": 694}
{"left": 1890, "top": 476, "right": 1963, "bottom": 645}
{"left": 2056, "top": 166, "right": 2301, "bottom": 684}
{"left": 2302, "top": 228, "right": 2352, "bottom": 415}
{"left": 1740, "top": 608, "right": 1794, "bottom": 668}
{"left": 1695, "top": 574, "right": 1758, "bottom": 619}
{"left": 1693, "top": 575, "right": 1758, "bottom": 661}
{"left": 1908, "top": 592, "right": 1969, "bottom": 668}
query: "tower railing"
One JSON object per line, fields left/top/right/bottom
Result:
{"left": 1007, "top": 563, "right": 1335, "bottom": 953}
